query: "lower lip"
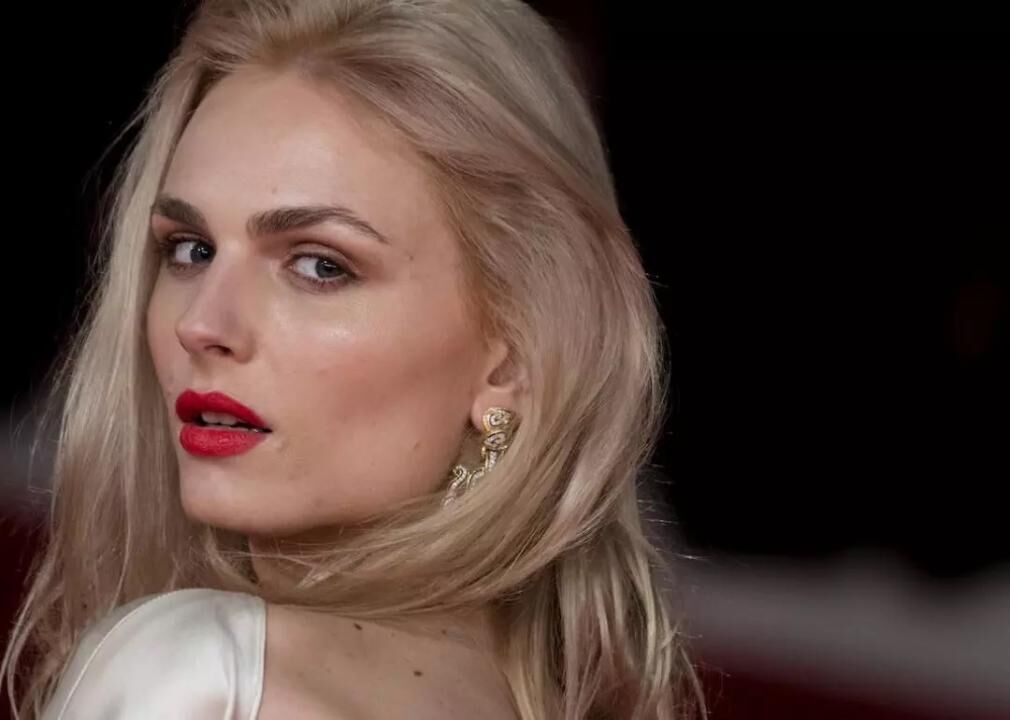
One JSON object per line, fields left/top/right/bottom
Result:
{"left": 179, "top": 424, "right": 268, "bottom": 457}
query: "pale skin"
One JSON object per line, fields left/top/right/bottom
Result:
{"left": 145, "top": 67, "right": 521, "bottom": 718}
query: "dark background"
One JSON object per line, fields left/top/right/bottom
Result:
{"left": 1, "top": 7, "right": 1007, "bottom": 720}
{"left": 606, "top": 42, "right": 1008, "bottom": 578}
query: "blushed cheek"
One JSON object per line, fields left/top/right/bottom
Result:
{"left": 291, "top": 329, "right": 465, "bottom": 452}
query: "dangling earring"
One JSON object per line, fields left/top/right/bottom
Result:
{"left": 442, "top": 407, "right": 517, "bottom": 506}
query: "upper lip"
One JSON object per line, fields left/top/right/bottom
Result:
{"left": 175, "top": 389, "right": 271, "bottom": 430}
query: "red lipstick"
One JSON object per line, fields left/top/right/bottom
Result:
{"left": 175, "top": 389, "right": 271, "bottom": 458}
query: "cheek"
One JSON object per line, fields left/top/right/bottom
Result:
{"left": 271, "top": 294, "right": 479, "bottom": 487}
{"left": 276, "top": 272, "right": 478, "bottom": 404}
{"left": 283, "top": 313, "right": 473, "bottom": 422}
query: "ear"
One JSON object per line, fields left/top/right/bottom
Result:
{"left": 469, "top": 337, "right": 527, "bottom": 432}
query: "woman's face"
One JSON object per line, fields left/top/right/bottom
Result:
{"left": 146, "top": 67, "right": 515, "bottom": 538}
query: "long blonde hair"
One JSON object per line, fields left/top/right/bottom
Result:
{"left": 3, "top": 1, "right": 706, "bottom": 717}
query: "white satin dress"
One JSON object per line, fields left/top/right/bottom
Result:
{"left": 41, "top": 588, "right": 266, "bottom": 719}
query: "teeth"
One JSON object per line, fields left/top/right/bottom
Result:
{"left": 200, "top": 411, "right": 243, "bottom": 427}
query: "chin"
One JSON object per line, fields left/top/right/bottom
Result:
{"left": 179, "top": 488, "right": 335, "bottom": 542}
{"left": 178, "top": 474, "right": 273, "bottom": 534}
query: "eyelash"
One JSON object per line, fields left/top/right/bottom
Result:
{"left": 153, "top": 234, "right": 357, "bottom": 291}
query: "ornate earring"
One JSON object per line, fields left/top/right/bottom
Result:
{"left": 442, "top": 407, "right": 518, "bottom": 506}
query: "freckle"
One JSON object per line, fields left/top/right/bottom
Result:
{"left": 441, "top": 629, "right": 447, "bottom": 635}
{"left": 413, "top": 670, "right": 423, "bottom": 677}
{"left": 353, "top": 623, "right": 362, "bottom": 630}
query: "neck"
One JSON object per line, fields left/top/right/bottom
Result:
{"left": 245, "top": 535, "right": 502, "bottom": 657}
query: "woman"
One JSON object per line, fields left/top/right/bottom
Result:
{"left": 3, "top": 1, "right": 706, "bottom": 717}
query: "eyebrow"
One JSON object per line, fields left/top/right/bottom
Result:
{"left": 150, "top": 195, "right": 390, "bottom": 245}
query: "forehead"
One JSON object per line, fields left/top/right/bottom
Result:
{"left": 163, "top": 67, "right": 449, "bottom": 255}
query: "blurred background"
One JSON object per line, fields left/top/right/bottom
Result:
{"left": 2, "top": 4, "right": 1007, "bottom": 719}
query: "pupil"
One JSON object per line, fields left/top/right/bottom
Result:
{"left": 317, "top": 259, "right": 340, "bottom": 278}
{"left": 191, "top": 243, "right": 213, "bottom": 263}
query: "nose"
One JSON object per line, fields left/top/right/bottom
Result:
{"left": 174, "top": 256, "right": 255, "bottom": 364}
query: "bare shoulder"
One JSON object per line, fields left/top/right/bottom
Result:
{"left": 259, "top": 602, "right": 518, "bottom": 720}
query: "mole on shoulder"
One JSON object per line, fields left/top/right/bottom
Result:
{"left": 353, "top": 622, "right": 362, "bottom": 630}
{"left": 413, "top": 670, "right": 423, "bottom": 677}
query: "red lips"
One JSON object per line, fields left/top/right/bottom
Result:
{"left": 176, "top": 390, "right": 270, "bottom": 429}
{"left": 175, "top": 389, "right": 271, "bottom": 458}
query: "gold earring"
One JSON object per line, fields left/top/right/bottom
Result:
{"left": 442, "top": 407, "right": 517, "bottom": 507}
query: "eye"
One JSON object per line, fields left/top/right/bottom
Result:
{"left": 157, "top": 234, "right": 214, "bottom": 268}
{"left": 288, "top": 254, "right": 354, "bottom": 289}
{"left": 153, "top": 231, "right": 355, "bottom": 291}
